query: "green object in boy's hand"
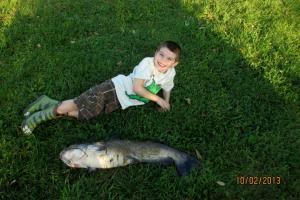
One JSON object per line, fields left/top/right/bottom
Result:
{"left": 126, "top": 81, "right": 161, "bottom": 103}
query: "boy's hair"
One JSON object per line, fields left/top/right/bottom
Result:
{"left": 156, "top": 41, "right": 181, "bottom": 61}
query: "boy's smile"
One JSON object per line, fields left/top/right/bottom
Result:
{"left": 154, "top": 47, "right": 178, "bottom": 73}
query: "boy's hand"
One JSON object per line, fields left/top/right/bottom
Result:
{"left": 156, "top": 97, "right": 170, "bottom": 111}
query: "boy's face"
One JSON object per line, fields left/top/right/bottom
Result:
{"left": 154, "top": 47, "right": 179, "bottom": 73}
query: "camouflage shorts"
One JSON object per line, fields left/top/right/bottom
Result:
{"left": 74, "top": 80, "right": 120, "bottom": 120}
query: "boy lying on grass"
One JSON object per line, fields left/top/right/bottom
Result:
{"left": 21, "top": 41, "right": 181, "bottom": 135}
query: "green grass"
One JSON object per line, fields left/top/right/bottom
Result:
{"left": 1, "top": 0, "right": 299, "bottom": 199}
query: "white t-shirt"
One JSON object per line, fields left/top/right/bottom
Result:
{"left": 111, "top": 57, "right": 176, "bottom": 109}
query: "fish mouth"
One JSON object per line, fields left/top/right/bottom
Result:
{"left": 60, "top": 158, "right": 76, "bottom": 168}
{"left": 59, "top": 151, "right": 66, "bottom": 161}
{"left": 59, "top": 148, "right": 88, "bottom": 168}
{"left": 59, "top": 151, "right": 84, "bottom": 168}
{"left": 59, "top": 151, "right": 72, "bottom": 166}
{"left": 61, "top": 160, "right": 82, "bottom": 168}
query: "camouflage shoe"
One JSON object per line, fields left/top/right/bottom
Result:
{"left": 23, "top": 95, "right": 59, "bottom": 117}
{"left": 21, "top": 104, "right": 58, "bottom": 135}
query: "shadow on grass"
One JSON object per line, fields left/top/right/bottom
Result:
{"left": 1, "top": 0, "right": 298, "bottom": 199}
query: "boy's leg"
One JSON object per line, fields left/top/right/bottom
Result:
{"left": 21, "top": 79, "right": 119, "bottom": 134}
{"left": 56, "top": 100, "right": 79, "bottom": 118}
{"left": 21, "top": 99, "right": 78, "bottom": 135}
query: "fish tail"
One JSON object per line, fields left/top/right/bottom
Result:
{"left": 174, "top": 154, "right": 201, "bottom": 176}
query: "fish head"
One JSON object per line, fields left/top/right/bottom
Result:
{"left": 60, "top": 145, "right": 89, "bottom": 168}
{"left": 60, "top": 143, "right": 107, "bottom": 169}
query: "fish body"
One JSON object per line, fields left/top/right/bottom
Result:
{"left": 60, "top": 139, "right": 201, "bottom": 176}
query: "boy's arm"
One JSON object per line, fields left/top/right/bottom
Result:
{"left": 133, "top": 78, "right": 170, "bottom": 111}
{"left": 162, "top": 90, "right": 171, "bottom": 104}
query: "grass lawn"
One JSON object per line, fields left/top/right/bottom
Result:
{"left": 1, "top": 0, "right": 299, "bottom": 199}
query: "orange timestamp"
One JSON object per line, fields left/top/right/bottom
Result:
{"left": 236, "top": 176, "right": 282, "bottom": 185}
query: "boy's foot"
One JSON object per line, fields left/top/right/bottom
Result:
{"left": 23, "top": 95, "right": 59, "bottom": 117}
{"left": 21, "top": 105, "right": 57, "bottom": 135}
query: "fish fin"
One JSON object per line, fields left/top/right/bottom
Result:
{"left": 175, "top": 155, "right": 201, "bottom": 176}
{"left": 88, "top": 167, "right": 97, "bottom": 172}
{"left": 92, "top": 142, "right": 106, "bottom": 152}
{"left": 94, "top": 142, "right": 105, "bottom": 146}
{"left": 125, "top": 155, "right": 139, "bottom": 165}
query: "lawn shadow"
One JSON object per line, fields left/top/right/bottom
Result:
{"left": 1, "top": 0, "right": 298, "bottom": 199}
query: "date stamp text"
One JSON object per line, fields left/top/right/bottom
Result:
{"left": 236, "top": 176, "right": 282, "bottom": 185}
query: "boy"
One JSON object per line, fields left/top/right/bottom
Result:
{"left": 21, "top": 41, "right": 181, "bottom": 135}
